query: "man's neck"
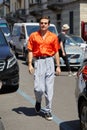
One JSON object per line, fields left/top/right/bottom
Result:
{"left": 40, "top": 30, "right": 48, "bottom": 39}
{"left": 40, "top": 30, "right": 48, "bottom": 36}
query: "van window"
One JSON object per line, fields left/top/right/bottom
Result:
{"left": 48, "top": 26, "right": 58, "bottom": 35}
{"left": 12, "top": 26, "right": 21, "bottom": 36}
{"left": 26, "top": 25, "right": 40, "bottom": 36}
{"left": 20, "top": 26, "right": 26, "bottom": 39}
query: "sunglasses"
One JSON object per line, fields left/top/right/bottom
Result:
{"left": 40, "top": 22, "right": 48, "bottom": 25}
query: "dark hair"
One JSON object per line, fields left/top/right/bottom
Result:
{"left": 39, "top": 16, "right": 50, "bottom": 24}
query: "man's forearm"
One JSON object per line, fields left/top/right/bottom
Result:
{"left": 55, "top": 51, "right": 60, "bottom": 67}
{"left": 28, "top": 51, "right": 33, "bottom": 65}
{"left": 60, "top": 42, "right": 65, "bottom": 53}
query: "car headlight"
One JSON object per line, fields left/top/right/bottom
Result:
{"left": 7, "top": 55, "right": 17, "bottom": 69}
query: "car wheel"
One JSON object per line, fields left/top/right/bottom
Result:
{"left": 25, "top": 51, "right": 28, "bottom": 65}
{"left": 80, "top": 101, "right": 87, "bottom": 130}
{"left": 0, "top": 120, "right": 5, "bottom": 130}
{"left": 15, "top": 52, "right": 19, "bottom": 58}
{"left": 14, "top": 47, "right": 19, "bottom": 58}
{"left": 0, "top": 84, "right": 19, "bottom": 94}
{"left": 10, "top": 84, "right": 19, "bottom": 92}
{"left": 25, "top": 54, "right": 28, "bottom": 65}
{"left": 11, "top": 45, "right": 15, "bottom": 54}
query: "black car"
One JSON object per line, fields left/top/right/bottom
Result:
{"left": 0, "top": 28, "right": 19, "bottom": 93}
{"left": 75, "top": 60, "right": 87, "bottom": 130}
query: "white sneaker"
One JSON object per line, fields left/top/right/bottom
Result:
{"left": 68, "top": 71, "right": 77, "bottom": 76}
{"left": 45, "top": 112, "right": 53, "bottom": 121}
{"left": 72, "top": 72, "right": 77, "bottom": 76}
{"left": 68, "top": 71, "right": 72, "bottom": 76}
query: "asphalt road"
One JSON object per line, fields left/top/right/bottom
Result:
{"left": 0, "top": 57, "right": 80, "bottom": 130}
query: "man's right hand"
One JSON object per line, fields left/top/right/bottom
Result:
{"left": 55, "top": 66, "right": 61, "bottom": 76}
{"left": 28, "top": 64, "right": 34, "bottom": 74}
{"left": 62, "top": 51, "right": 66, "bottom": 56}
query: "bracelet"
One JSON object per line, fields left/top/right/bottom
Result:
{"left": 29, "top": 62, "right": 32, "bottom": 64}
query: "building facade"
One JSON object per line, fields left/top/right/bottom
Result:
{"left": 0, "top": 0, "right": 87, "bottom": 37}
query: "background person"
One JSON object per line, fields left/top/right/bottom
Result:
{"left": 27, "top": 16, "right": 61, "bottom": 121}
{"left": 58, "top": 24, "right": 74, "bottom": 76}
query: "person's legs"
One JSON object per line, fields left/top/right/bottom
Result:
{"left": 44, "top": 57, "right": 55, "bottom": 120}
{"left": 45, "top": 72, "right": 54, "bottom": 113}
{"left": 62, "top": 55, "right": 71, "bottom": 72}
{"left": 34, "top": 57, "right": 55, "bottom": 120}
{"left": 59, "top": 50, "right": 71, "bottom": 72}
{"left": 62, "top": 55, "right": 76, "bottom": 76}
{"left": 34, "top": 59, "right": 46, "bottom": 112}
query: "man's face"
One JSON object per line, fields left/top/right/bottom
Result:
{"left": 39, "top": 19, "right": 50, "bottom": 31}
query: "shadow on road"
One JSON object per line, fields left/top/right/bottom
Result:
{"left": 12, "top": 107, "right": 45, "bottom": 118}
{"left": 59, "top": 120, "right": 80, "bottom": 130}
{"left": 12, "top": 107, "right": 80, "bottom": 129}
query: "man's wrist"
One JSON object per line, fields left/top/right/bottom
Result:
{"left": 28, "top": 62, "right": 32, "bottom": 65}
{"left": 56, "top": 65, "right": 60, "bottom": 67}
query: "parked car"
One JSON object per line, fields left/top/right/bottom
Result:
{"left": 75, "top": 60, "right": 87, "bottom": 130}
{"left": 11, "top": 22, "right": 58, "bottom": 63}
{"left": 0, "top": 28, "right": 19, "bottom": 93}
{"left": 70, "top": 35, "right": 87, "bottom": 51}
{"left": 59, "top": 35, "right": 84, "bottom": 69}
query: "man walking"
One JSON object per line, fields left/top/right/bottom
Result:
{"left": 27, "top": 16, "right": 61, "bottom": 121}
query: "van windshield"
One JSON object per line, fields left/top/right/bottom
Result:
{"left": 26, "top": 25, "right": 58, "bottom": 36}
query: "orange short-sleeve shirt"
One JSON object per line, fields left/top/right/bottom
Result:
{"left": 27, "top": 30, "right": 60, "bottom": 57}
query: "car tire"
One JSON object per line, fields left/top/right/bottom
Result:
{"left": 0, "top": 120, "right": 5, "bottom": 130}
{"left": 10, "top": 84, "right": 19, "bottom": 92}
{"left": 15, "top": 52, "right": 19, "bottom": 58}
{"left": 25, "top": 53, "right": 28, "bottom": 65}
{"left": 80, "top": 101, "right": 87, "bottom": 130}
{"left": 0, "top": 84, "right": 19, "bottom": 94}
{"left": 14, "top": 47, "right": 19, "bottom": 58}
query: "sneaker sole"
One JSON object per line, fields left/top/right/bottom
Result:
{"left": 45, "top": 116, "right": 53, "bottom": 121}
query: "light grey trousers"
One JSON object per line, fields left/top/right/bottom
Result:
{"left": 34, "top": 57, "right": 55, "bottom": 113}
